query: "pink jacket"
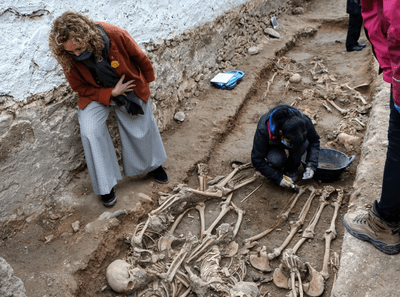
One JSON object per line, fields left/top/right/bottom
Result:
{"left": 361, "top": 0, "right": 400, "bottom": 106}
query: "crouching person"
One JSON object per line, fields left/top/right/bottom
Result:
{"left": 251, "top": 104, "right": 320, "bottom": 189}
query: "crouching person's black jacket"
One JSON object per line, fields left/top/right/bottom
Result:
{"left": 251, "top": 104, "right": 320, "bottom": 185}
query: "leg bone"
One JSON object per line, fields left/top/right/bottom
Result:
{"left": 201, "top": 193, "right": 233, "bottom": 239}
{"left": 230, "top": 201, "right": 245, "bottom": 238}
{"left": 268, "top": 187, "right": 318, "bottom": 260}
{"left": 244, "top": 186, "right": 307, "bottom": 244}
{"left": 320, "top": 189, "right": 344, "bottom": 279}
{"left": 196, "top": 202, "right": 206, "bottom": 237}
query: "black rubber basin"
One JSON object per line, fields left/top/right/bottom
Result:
{"left": 302, "top": 148, "right": 355, "bottom": 182}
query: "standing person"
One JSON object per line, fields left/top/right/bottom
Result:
{"left": 48, "top": 11, "right": 168, "bottom": 207}
{"left": 345, "top": 0, "right": 366, "bottom": 52}
{"left": 251, "top": 104, "right": 320, "bottom": 190}
{"left": 343, "top": 0, "right": 400, "bottom": 254}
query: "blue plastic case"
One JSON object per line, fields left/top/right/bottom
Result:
{"left": 212, "top": 70, "right": 245, "bottom": 90}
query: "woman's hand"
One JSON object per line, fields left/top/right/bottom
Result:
{"left": 112, "top": 74, "right": 136, "bottom": 97}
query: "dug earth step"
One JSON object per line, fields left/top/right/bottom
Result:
{"left": 162, "top": 21, "right": 319, "bottom": 185}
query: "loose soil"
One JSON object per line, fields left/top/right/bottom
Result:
{"left": 0, "top": 0, "right": 376, "bottom": 297}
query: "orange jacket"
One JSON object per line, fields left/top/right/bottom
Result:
{"left": 63, "top": 22, "right": 155, "bottom": 109}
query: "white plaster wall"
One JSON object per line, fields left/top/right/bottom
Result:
{"left": 0, "top": 0, "right": 250, "bottom": 103}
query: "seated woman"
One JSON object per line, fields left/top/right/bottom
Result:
{"left": 251, "top": 104, "right": 320, "bottom": 189}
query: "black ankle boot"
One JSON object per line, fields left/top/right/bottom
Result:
{"left": 101, "top": 188, "right": 117, "bottom": 207}
{"left": 148, "top": 166, "right": 169, "bottom": 184}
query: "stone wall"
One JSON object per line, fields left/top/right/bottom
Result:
{"left": 0, "top": 0, "right": 293, "bottom": 224}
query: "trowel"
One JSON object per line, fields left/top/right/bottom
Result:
{"left": 283, "top": 175, "right": 299, "bottom": 193}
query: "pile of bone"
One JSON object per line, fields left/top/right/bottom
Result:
{"left": 105, "top": 162, "right": 344, "bottom": 297}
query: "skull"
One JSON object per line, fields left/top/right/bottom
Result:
{"left": 106, "top": 259, "right": 150, "bottom": 293}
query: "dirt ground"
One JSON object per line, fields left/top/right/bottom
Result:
{"left": 0, "top": 0, "right": 376, "bottom": 297}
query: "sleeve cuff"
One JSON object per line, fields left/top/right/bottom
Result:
{"left": 394, "top": 102, "right": 400, "bottom": 114}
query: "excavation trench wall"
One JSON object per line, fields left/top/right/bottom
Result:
{"left": 0, "top": 0, "right": 294, "bottom": 224}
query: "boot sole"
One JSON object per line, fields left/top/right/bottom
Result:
{"left": 103, "top": 196, "right": 117, "bottom": 207}
{"left": 343, "top": 216, "right": 400, "bottom": 255}
{"left": 148, "top": 173, "right": 169, "bottom": 184}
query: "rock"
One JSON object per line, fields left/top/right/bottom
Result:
{"left": 0, "top": 257, "right": 26, "bottom": 297}
{"left": 247, "top": 46, "right": 260, "bottom": 55}
{"left": 264, "top": 28, "right": 280, "bottom": 39}
{"left": 138, "top": 193, "right": 153, "bottom": 203}
{"left": 71, "top": 221, "right": 80, "bottom": 232}
{"left": 289, "top": 73, "right": 302, "bottom": 83}
{"left": 195, "top": 74, "right": 205, "bottom": 82}
{"left": 49, "top": 214, "right": 61, "bottom": 220}
{"left": 44, "top": 234, "right": 54, "bottom": 244}
{"left": 293, "top": 7, "right": 305, "bottom": 15}
{"left": 174, "top": 111, "right": 186, "bottom": 122}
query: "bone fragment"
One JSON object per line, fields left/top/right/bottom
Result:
{"left": 321, "top": 189, "right": 344, "bottom": 279}
{"left": 215, "top": 163, "right": 252, "bottom": 190}
{"left": 337, "top": 132, "right": 360, "bottom": 150}
{"left": 201, "top": 193, "right": 233, "bottom": 239}
{"left": 197, "top": 163, "right": 208, "bottom": 192}
{"left": 179, "top": 287, "right": 191, "bottom": 297}
{"left": 131, "top": 215, "right": 152, "bottom": 246}
{"left": 184, "top": 263, "right": 224, "bottom": 297}
{"left": 158, "top": 207, "right": 192, "bottom": 256}
{"left": 166, "top": 234, "right": 197, "bottom": 282}
{"left": 322, "top": 100, "right": 332, "bottom": 113}
{"left": 330, "top": 252, "right": 340, "bottom": 296}
{"left": 244, "top": 186, "right": 307, "bottom": 243}
{"left": 273, "top": 249, "right": 306, "bottom": 297}
{"left": 230, "top": 201, "right": 245, "bottom": 238}
{"left": 172, "top": 280, "right": 178, "bottom": 297}
{"left": 327, "top": 100, "right": 348, "bottom": 115}
{"left": 151, "top": 194, "right": 180, "bottom": 216}
{"left": 186, "top": 234, "right": 217, "bottom": 263}
{"left": 241, "top": 183, "right": 263, "bottom": 203}
{"left": 196, "top": 202, "right": 206, "bottom": 237}
{"left": 199, "top": 176, "right": 206, "bottom": 191}
{"left": 268, "top": 187, "right": 318, "bottom": 260}
{"left": 207, "top": 175, "right": 225, "bottom": 186}
{"left": 176, "top": 274, "right": 190, "bottom": 288}
{"left": 238, "top": 241, "right": 259, "bottom": 255}
{"left": 229, "top": 173, "right": 258, "bottom": 192}
{"left": 199, "top": 246, "right": 231, "bottom": 296}
{"left": 303, "top": 262, "right": 325, "bottom": 297}
{"left": 250, "top": 246, "right": 272, "bottom": 272}
{"left": 184, "top": 188, "right": 223, "bottom": 198}
{"left": 223, "top": 241, "right": 239, "bottom": 258}
{"left": 264, "top": 72, "right": 278, "bottom": 98}
{"left": 353, "top": 118, "right": 366, "bottom": 127}
{"left": 342, "top": 83, "right": 368, "bottom": 105}
{"left": 302, "top": 186, "right": 335, "bottom": 239}
{"left": 161, "top": 281, "right": 169, "bottom": 297}
{"left": 281, "top": 186, "right": 307, "bottom": 221}
{"left": 186, "top": 172, "right": 258, "bottom": 199}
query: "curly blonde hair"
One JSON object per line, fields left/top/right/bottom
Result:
{"left": 48, "top": 11, "right": 105, "bottom": 74}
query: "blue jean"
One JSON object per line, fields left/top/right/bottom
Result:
{"left": 376, "top": 92, "right": 400, "bottom": 223}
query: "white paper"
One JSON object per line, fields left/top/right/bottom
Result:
{"left": 210, "top": 73, "right": 234, "bottom": 83}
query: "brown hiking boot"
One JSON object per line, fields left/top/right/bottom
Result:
{"left": 343, "top": 200, "right": 400, "bottom": 255}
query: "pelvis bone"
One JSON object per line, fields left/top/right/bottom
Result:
{"left": 273, "top": 249, "right": 324, "bottom": 297}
